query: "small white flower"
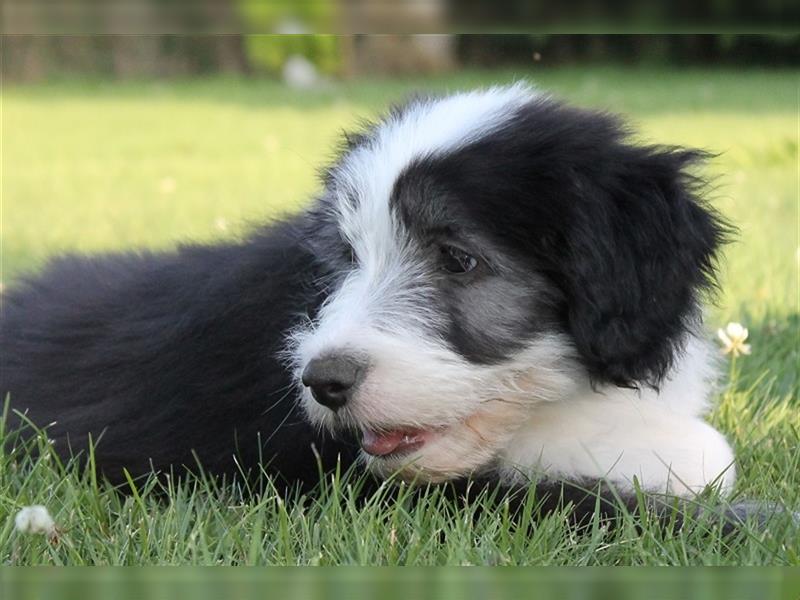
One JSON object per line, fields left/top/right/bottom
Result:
{"left": 717, "top": 322, "right": 751, "bottom": 357}
{"left": 14, "top": 505, "right": 56, "bottom": 536}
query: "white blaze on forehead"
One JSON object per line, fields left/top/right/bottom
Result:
{"left": 296, "top": 84, "right": 540, "bottom": 364}
{"left": 332, "top": 83, "right": 539, "bottom": 251}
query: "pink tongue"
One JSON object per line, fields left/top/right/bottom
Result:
{"left": 361, "top": 430, "right": 409, "bottom": 457}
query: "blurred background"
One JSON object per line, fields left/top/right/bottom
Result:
{"left": 3, "top": 28, "right": 799, "bottom": 82}
{"left": 2, "top": 0, "right": 799, "bottom": 81}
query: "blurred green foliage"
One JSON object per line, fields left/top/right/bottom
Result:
{"left": 236, "top": 0, "right": 342, "bottom": 75}
{"left": 243, "top": 35, "right": 342, "bottom": 75}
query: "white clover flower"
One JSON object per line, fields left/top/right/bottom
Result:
{"left": 717, "top": 322, "right": 752, "bottom": 357}
{"left": 14, "top": 505, "right": 56, "bottom": 536}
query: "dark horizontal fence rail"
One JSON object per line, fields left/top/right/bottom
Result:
{"left": 2, "top": 33, "right": 799, "bottom": 82}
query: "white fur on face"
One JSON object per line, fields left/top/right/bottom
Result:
{"left": 291, "top": 325, "right": 581, "bottom": 482}
{"left": 290, "top": 83, "right": 574, "bottom": 480}
{"left": 288, "top": 85, "right": 735, "bottom": 496}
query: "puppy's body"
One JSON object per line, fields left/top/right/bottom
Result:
{"left": 2, "top": 84, "right": 737, "bottom": 517}
{"left": 1, "top": 221, "right": 350, "bottom": 491}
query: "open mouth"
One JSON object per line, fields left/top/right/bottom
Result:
{"left": 360, "top": 427, "right": 437, "bottom": 458}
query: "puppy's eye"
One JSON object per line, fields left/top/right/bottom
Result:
{"left": 440, "top": 245, "right": 478, "bottom": 274}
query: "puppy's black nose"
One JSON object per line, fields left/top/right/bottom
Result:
{"left": 301, "top": 354, "right": 363, "bottom": 411}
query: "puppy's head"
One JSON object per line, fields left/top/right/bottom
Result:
{"left": 288, "top": 83, "right": 726, "bottom": 482}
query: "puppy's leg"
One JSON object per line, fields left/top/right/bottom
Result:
{"left": 498, "top": 396, "right": 736, "bottom": 496}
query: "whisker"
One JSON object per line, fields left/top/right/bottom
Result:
{"left": 260, "top": 383, "right": 300, "bottom": 416}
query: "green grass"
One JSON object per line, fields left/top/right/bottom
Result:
{"left": 1, "top": 67, "right": 798, "bottom": 565}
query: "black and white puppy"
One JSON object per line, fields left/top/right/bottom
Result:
{"left": 1, "top": 84, "right": 734, "bottom": 511}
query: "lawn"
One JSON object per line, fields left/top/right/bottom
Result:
{"left": 1, "top": 67, "right": 798, "bottom": 565}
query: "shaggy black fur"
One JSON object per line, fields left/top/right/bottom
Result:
{"left": 396, "top": 101, "right": 729, "bottom": 387}
{"left": 1, "top": 219, "right": 356, "bottom": 492}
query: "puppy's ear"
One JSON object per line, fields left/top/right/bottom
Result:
{"left": 556, "top": 145, "right": 728, "bottom": 389}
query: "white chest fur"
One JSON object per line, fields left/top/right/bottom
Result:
{"left": 497, "top": 337, "right": 737, "bottom": 496}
